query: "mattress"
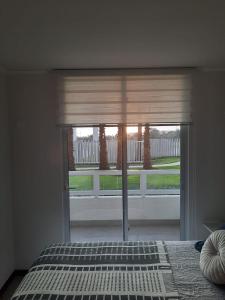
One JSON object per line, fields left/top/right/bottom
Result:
{"left": 167, "top": 241, "right": 225, "bottom": 299}
{"left": 11, "top": 241, "right": 225, "bottom": 300}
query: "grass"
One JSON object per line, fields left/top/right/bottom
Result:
{"left": 151, "top": 156, "right": 180, "bottom": 165}
{"left": 70, "top": 175, "right": 180, "bottom": 190}
{"left": 147, "top": 174, "right": 180, "bottom": 189}
{"left": 75, "top": 156, "right": 180, "bottom": 170}
{"left": 69, "top": 156, "right": 180, "bottom": 191}
{"left": 153, "top": 165, "right": 180, "bottom": 170}
{"left": 69, "top": 174, "right": 180, "bottom": 191}
{"left": 100, "top": 175, "right": 140, "bottom": 190}
{"left": 69, "top": 176, "right": 93, "bottom": 190}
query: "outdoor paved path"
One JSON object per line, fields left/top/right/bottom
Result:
{"left": 76, "top": 161, "right": 180, "bottom": 170}
{"left": 153, "top": 161, "right": 180, "bottom": 167}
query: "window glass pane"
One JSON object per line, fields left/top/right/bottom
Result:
{"left": 69, "top": 126, "right": 123, "bottom": 242}
{"left": 127, "top": 124, "right": 181, "bottom": 241}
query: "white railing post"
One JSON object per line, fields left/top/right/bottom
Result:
{"left": 93, "top": 172, "right": 100, "bottom": 198}
{"left": 140, "top": 172, "right": 147, "bottom": 197}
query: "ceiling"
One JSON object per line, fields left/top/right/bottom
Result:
{"left": 0, "top": 0, "right": 225, "bottom": 70}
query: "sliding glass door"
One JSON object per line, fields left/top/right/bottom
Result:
{"left": 67, "top": 124, "right": 183, "bottom": 242}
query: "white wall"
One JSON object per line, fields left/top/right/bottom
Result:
{"left": 191, "top": 70, "right": 225, "bottom": 239}
{"left": 8, "top": 73, "right": 65, "bottom": 269}
{"left": 0, "top": 71, "right": 14, "bottom": 288}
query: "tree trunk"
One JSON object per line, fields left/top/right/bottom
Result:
{"left": 67, "top": 127, "right": 75, "bottom": 171}
{"left": 99, "top": 124, "right": 109, "bottom": 170}
{"left": 136, "top": 123, "right": 142, "bottom": 162}
{"left": 143, "top": 124, "right": 152, "bottom": 169}
{"left": 116, "top": 125, "right": 123, "bottom": 169}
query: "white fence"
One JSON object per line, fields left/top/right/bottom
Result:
{"left": 69, "top": 169, "right": 180, "bottom": 196}
{"left": 74, "top": 138, "right": 180, "bottom": 164}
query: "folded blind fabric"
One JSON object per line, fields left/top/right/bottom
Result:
{"left": 58, "top": 73, "right": 191, "bottom": 125}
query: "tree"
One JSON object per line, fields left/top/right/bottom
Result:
{"left": 67, "top": 127, "right": 75, "bottom": 171}
{"left": 99, "top": 124, "right": 109, "bottom": 170}
{"left": 143, "top": 124, "right": 152, "bottom": 169}
{"left": 116, "top": 125, "right": 123, "bottom": 169}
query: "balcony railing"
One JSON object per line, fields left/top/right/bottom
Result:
{"left": 69, "top": 169, "right": 180, "bottom": 222}
{"left": 69, "top": 169, "right": 180, "bottom": 197}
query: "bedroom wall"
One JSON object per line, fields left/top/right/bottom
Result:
{"left": 7, "top": 70, "right": 225, "bottom": 269}
{"left": 8, "top": 73, "right": 65, "bottom": 269}
{"left": 0, "top": 70, "right": 14, "bottom": 288}
{"left": 191, "top": 70, "right": 225, "bottom": 239}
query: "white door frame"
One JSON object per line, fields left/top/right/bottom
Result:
{"left": 63, "top": 125, "right": 191, "bottom": 242}
{"left": 180, "top": 125, "right": 191, "bottom": 240}
{"left": 62, "top": 127, "right": 71, "bottom": 242}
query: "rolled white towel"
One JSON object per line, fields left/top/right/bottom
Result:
{"left": 200, "top": 230, "right": 225, "bottom": 284}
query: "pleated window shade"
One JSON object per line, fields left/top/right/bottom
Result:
{"left": 58, "top": 73, "right": 191, "bottom": 125}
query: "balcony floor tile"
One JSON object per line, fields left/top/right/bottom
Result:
{"left": 70, "top": 223, "right": 180, "bottom": 242}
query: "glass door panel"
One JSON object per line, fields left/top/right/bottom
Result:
{"left": 69, "top": 126, "right": 123, "bottom": 242}
{"left": 127, "top": 125, "right": 181, "bottom": 241}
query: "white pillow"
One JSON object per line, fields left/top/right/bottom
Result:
{"left": 200, "top": 230, "right": 225, "bottom": 284}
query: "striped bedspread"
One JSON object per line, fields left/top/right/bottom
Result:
{"left": 12, "top": 241, "right": 179, "bottom": 300}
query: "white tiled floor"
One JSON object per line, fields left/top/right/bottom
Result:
{"left": 70, "top": 223, "right": 180, "bottom": 242}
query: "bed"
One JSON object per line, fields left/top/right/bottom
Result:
{"left": 11, "top": 241, "right": 225, "bottom": 300}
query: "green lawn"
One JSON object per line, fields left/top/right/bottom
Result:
{"left": 75, "top": 157, "right": 180, "bottom": 170}
{"left": 100, "top": 175, "right": 140, "bottom": 190}
{"left": 147, "top": 174, "right": 180, "bottom": 189}
{"left": 151, "top": 156, "right": 180, "bottom": 165}
{"left": 153, "top": 165, "right": 180, "bottom": 170}
{"left": 69, "top": 173, "right": 180, "bottom": 191}
{"left": 69, "top": 175, "right": 93, "bottom": 190}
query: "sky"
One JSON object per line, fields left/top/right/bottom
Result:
{"left": 75, "top": 126, "right": 180, "bottom": 137}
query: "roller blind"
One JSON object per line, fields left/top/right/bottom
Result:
{"left": 58, "top": 72, "right": 191, "bottom": 125}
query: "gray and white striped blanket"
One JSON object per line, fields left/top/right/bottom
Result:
{"left": 12, "top": 241, "right": 179, "bottom": 300}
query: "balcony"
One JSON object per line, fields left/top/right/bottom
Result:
{"left": 69, "top": 168, "right": 180, "bottom": 241}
